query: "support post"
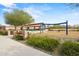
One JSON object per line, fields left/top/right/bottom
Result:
{"left": 40, "top": 23, "right": 42, "bottom": 33}
{"left": 40, "top": 26, "right": 41, "bottom": 33}
{"left": 66, "top": 20, "right": 68, "bottom": 35}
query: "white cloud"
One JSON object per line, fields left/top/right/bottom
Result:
{"left": 23, "top": 6, "right": 44, "bottom": 18}
{"left": 26, "top": 6, "right": 79, "bottom": 25}
{"left": 2, "top": 8, "right": 12, "bottom": 12}
{"left": 2, "top": 6, "right": 17, "bottom": 13}
{"left": 1, "top": 3, "right": 17, "bottom": 12}
{"left": 23, "top": 5, "right": 53, "bottom": 23}
{"left": 0, "top": 0, "right": 14, "bottom": 7}
{"left": 51, "top": 11, "right": 79, "bottom": 25}
{"left": 0, "top": 0, "right": 17, "bottom": 12}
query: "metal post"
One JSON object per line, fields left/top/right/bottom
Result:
{"left": 66, "top": 20, "right": 68, "bottom": 35}
{"left": 40, "top": 23, "right": 44, "bottom": 33}
{"left": 40, "top": 24, "right": 42, "bottom": 33}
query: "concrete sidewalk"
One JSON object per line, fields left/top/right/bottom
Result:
{"left": 0, "top": 36, "right": 50, "bottom": 56}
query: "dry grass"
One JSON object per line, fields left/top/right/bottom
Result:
{"left": 31, "top": 31, "right": 79, "bottom": 40}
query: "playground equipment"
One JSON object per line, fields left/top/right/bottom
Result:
{"left": 25, "top": 20, "right": 68, "bottom": 35}
{"left": 44, "top": 20, "right": 68, "bottom": 35}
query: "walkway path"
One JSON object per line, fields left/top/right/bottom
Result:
{"left": 0, "top": 36, "right": 50, "bottom": 56}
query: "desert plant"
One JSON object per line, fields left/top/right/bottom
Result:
{"left": 13, "top": 34, "right": 24, "bottom": 40}
{"left": 26, "top": 36, "right": 59, "bottom": 52}
{"left": 60, "top": 41, "right": 79, "bottom": 56}
{"left": 0, "top": 31, "right": 8, "bottom": 35}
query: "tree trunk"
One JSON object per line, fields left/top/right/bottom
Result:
{"left": 21, "top": 26, "right": 23, "bottom": 30}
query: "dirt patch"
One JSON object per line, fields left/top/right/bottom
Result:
{"left": 30, "top": 31, "right": 79, "bottom": 42}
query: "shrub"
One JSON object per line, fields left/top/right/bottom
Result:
{"left": 26, "top": 36, "right": 59, "bottom": 52}
{"left": 13, "top": 34, "right": 24, "bottom": 40}
{"left": 60, "top": 41, "right": 79, "bottom": 56}
{"left": 0, "top": 31, "right": 8, "bottom": 35}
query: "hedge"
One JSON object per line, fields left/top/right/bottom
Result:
{"left": 13, "top": 34, "right": 24, "bottom": 40}
{"left": 60, "top": 41, "right": 79, "bottom": 56}
{"left": 26, "top": 36, "right": 59, "bottom": 52}
{"left": 0, "top": 31, "right": 8, "bottom": 35}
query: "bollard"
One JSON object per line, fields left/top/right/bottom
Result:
{"left": 8, "top": 30, "right": 11, "bottom": 36}
{"left": 24, "top": 30, "right": 29, "bottom": 39}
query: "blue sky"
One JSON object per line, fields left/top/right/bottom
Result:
{"left": 0, "top": 3, "right": 79, "bottom": 25}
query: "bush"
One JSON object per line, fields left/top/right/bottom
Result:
{"left": 60, "top": 41, "right": 79, "bottom": 56}
{"left": 0, "top": 31, "right": 8, "bottom": 35}
{"left": 26, "top": 36, "right": 59, "bottom": 52}
{"left": 13, "top": 34, "right": 24, "bottom": 40}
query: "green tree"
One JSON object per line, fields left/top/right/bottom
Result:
{"left": 4, "top": 9, "right": 34, "bottom": 30}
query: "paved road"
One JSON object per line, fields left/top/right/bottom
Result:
{"left": 0, "top": 36, "right": 50, "bottom": 56}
